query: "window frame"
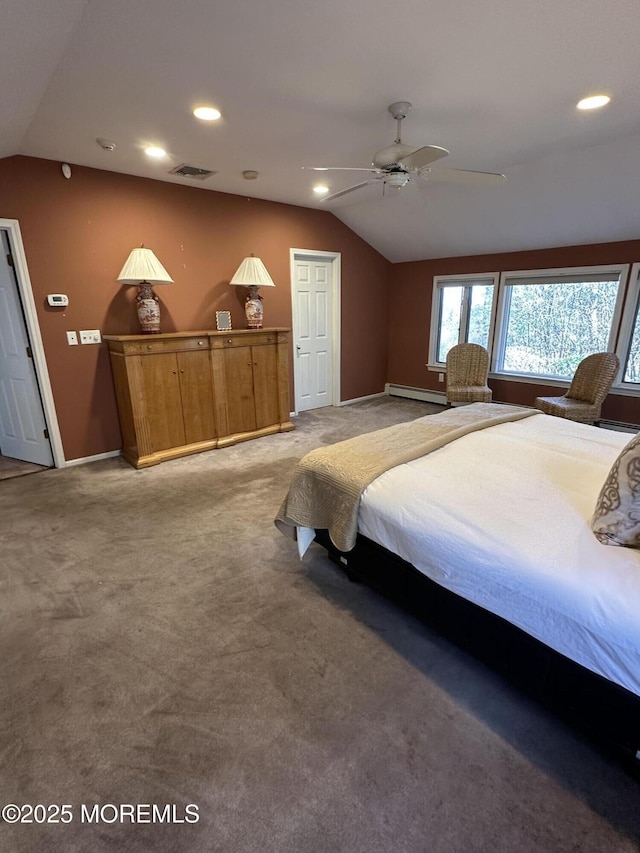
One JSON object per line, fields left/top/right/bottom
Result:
{"left": 428, "top": 272, "right": 499, "bottom": 368}
{"left": 428, "top": 263, "right": 634, "bottom": 391}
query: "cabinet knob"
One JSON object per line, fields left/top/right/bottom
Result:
{"left": 180, "top": 369, "right": 185, "bottom": 373}
{"left": 227, "top": 339, "right": 233, "bottom": 344}
{"left": 147, "top": 344, "right": 153, "bottom": 350}
{"left": 197, "top": 340, "right": 205, "bottom": 346}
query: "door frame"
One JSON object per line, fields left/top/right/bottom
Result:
{"left": 0, "top": 218, "right": 65, "bottom": 467}
{"left": 289, "top": 248, "right": 341, "bottom": 412}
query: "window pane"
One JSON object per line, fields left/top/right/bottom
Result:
{"left": 437, "top": 286, "right": 463, "bottom": 362}
{"left": 467, "top": 284, "right": 493, "bottom": 349}
{"left": 624, "top": 297, "right": 640, "bottom": 383}
{"left": 501, "top": 279, "right": 619, "bottom": 377}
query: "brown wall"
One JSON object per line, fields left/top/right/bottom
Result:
{"left": 0, "top": 156, "right": 391, "bottom": 461}
{"left": 388, "top": 241, "right": 640, "bottom": 424}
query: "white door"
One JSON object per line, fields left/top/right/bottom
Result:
{"left": 292, "top": 256, "right": 334, "bottom": 411}
{"left": 0, "top": 232, "right": 53, "bottom": 466}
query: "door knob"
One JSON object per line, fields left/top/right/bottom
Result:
{"left": 296, "top": 345, "right": 301, "bottom": 351}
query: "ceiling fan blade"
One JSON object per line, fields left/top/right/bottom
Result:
{"left": 421, "top": 167, "right": 506, "bottom": 186}
{"left": 397, "top": 145, "right": 449, "bottom": 171}
{"left": 302, "top": 166, "right": 380, "bottom": 173}
{"left": 321, "top": 180, "right": 380, "bottom": 202}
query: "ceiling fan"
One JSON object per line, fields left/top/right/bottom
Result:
{"left": 304, "top": 101, "right": 506, "bottom": 202}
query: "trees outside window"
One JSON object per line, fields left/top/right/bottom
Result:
{"left": 499, "top": 277, "right": 620, "bottom": 377}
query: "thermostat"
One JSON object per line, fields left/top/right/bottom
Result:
{"left": 47, "top": 294, "right": 69, "bottom": 307}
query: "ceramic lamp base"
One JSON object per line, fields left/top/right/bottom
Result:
{"left": 244, "top": 286, "right": 264, "bottom": 329}
{"left": 136, "top": 283, "right": 161, "bottom": 334}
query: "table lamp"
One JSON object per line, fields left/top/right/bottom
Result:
{"left": 229, "top": 255, "right": 275, "bottom": 329}
{"left": 117, "top": 246, "right": 173, "bottom": 334}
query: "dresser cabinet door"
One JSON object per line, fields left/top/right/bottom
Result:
{"left": 139, "top": 353, "right": 186, "bottom": 451}
{"left": 223, "top": 346, "right": 257, "bottom": 434}
{"left": 252, "top": 344, "right": 280, "bottom": 430}
{"left": 177, "top": 350, "right": 216, "bottom": 444}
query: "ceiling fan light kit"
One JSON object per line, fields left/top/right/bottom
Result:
{"left": 384, "top": 172, "right": 410, "bottom": 189}
{"left": 305, "top": 101, "right": 506, "bottom": 203}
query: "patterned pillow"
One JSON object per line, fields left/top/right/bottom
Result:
{"left": 591, "top": 433, "right": 640, "bottom": 547}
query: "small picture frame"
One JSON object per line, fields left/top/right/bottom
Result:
{"left": 215, "top": 310, "right": 232, "bottom": 331}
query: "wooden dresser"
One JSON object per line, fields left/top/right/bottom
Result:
{"left": 104, "top": 328, "right": 294, "bottom": 468}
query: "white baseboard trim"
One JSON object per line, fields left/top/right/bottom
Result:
{"left": 386, "top": 384, "right": 447, "bottom": 405}
{"left": 64, "top": 450, "right": 121, "bottom": 467}
{"left": 337, "top": 391, "right": 387, "bottom": 407}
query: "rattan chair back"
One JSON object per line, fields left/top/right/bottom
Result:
{"left": 534, "top": 351, "right": 620, "bottom": 424}
{"left": 445, "top": 343, "right": 492, "bottom": 404}
{"left": 567, "top": 352, "right": 620, "bottom": 404}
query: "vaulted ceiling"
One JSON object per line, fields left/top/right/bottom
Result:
{"left": 3, "top": 0, "right": 640, "bottom": 262}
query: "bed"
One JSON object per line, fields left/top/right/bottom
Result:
{"left": 276, "top": 403, "right": 640, "bottom": 774}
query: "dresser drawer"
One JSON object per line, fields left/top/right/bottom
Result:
{"left": 217, "top": 332, "right": 277, "bottom": 348}
{"left": 121, "top": 336, "right": 210, "bottom": 355}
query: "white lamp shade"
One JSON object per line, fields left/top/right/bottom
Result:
{"left": 229, "top": 256, "right": 275, "bottom": 287}
{"left": 117, "top": 247, "right": 174, "bottom": 285}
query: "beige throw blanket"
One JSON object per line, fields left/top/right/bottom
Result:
{"left": 275, "top": 402, "right": 537, "bottom": 552}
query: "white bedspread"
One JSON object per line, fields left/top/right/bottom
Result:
{"left": 358, "top": 413, "right": 640, "bottom": 697}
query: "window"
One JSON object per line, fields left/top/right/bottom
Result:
{"left": 617, "top": 263, "right": 640, "bottom": 386}
{"left": 431, "top": 275, "right": 498, "bottom": 365}
{"left": 429, "top": 264, "right": 633, "bottom": 388}
{"left": 624, "top": 304, "right": 640, "bottom": 382}
{"left": 496, "top": 270, "right": 623, "bottom": 379}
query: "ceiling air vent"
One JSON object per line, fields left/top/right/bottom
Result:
{"left": 169, "top": 164, "right": 217, "bottom": 180}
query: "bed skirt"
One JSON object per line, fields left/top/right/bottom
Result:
{"left": 314, "top": 529, "right": 640, "bottom": 778}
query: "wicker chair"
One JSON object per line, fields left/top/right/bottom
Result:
{"left": 445, "top": 343, "right": 492, "bottom": 406}
{"left": 534, "top": 352, "right": 620, "bottom": 425}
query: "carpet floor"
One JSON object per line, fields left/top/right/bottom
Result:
{"left": 0, "top": 397, "right": 638, "bottom": 853}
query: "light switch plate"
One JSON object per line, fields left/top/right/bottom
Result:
{"left": 79, "top": 329, "right": 102, "bottom": 344}
{"left": 66, "top": 331, "right": 78, "bottom": 346}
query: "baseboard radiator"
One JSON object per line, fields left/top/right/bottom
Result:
{"left": 386, "top": 384, "right": 638, "bottom": 431}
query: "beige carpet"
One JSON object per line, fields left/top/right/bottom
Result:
{"left": 0, "top": 397, "right": 638, "bottom": 853}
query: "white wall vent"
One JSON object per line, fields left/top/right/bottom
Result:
{"left": 170, "top": 164, "right": 217, "bottom": 180}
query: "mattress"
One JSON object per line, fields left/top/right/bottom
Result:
{"left": 357, "top": 413, "right": 640, "bottom": 697}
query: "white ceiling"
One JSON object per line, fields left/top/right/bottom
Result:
{"left": 4, "top": 0, "right": 640, "bottom": 262}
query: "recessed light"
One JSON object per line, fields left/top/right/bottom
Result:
{"left": 577, "top": 94, "right": 611, "bottom": 111}
{"left": 145, "top": 146, "right": 167, "bottom": 158}
{"left": 193, "top": 107, "right": 222, "bottom": 121}
{"left": 313, "top": 185, "right": 329, "bottom": 195}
